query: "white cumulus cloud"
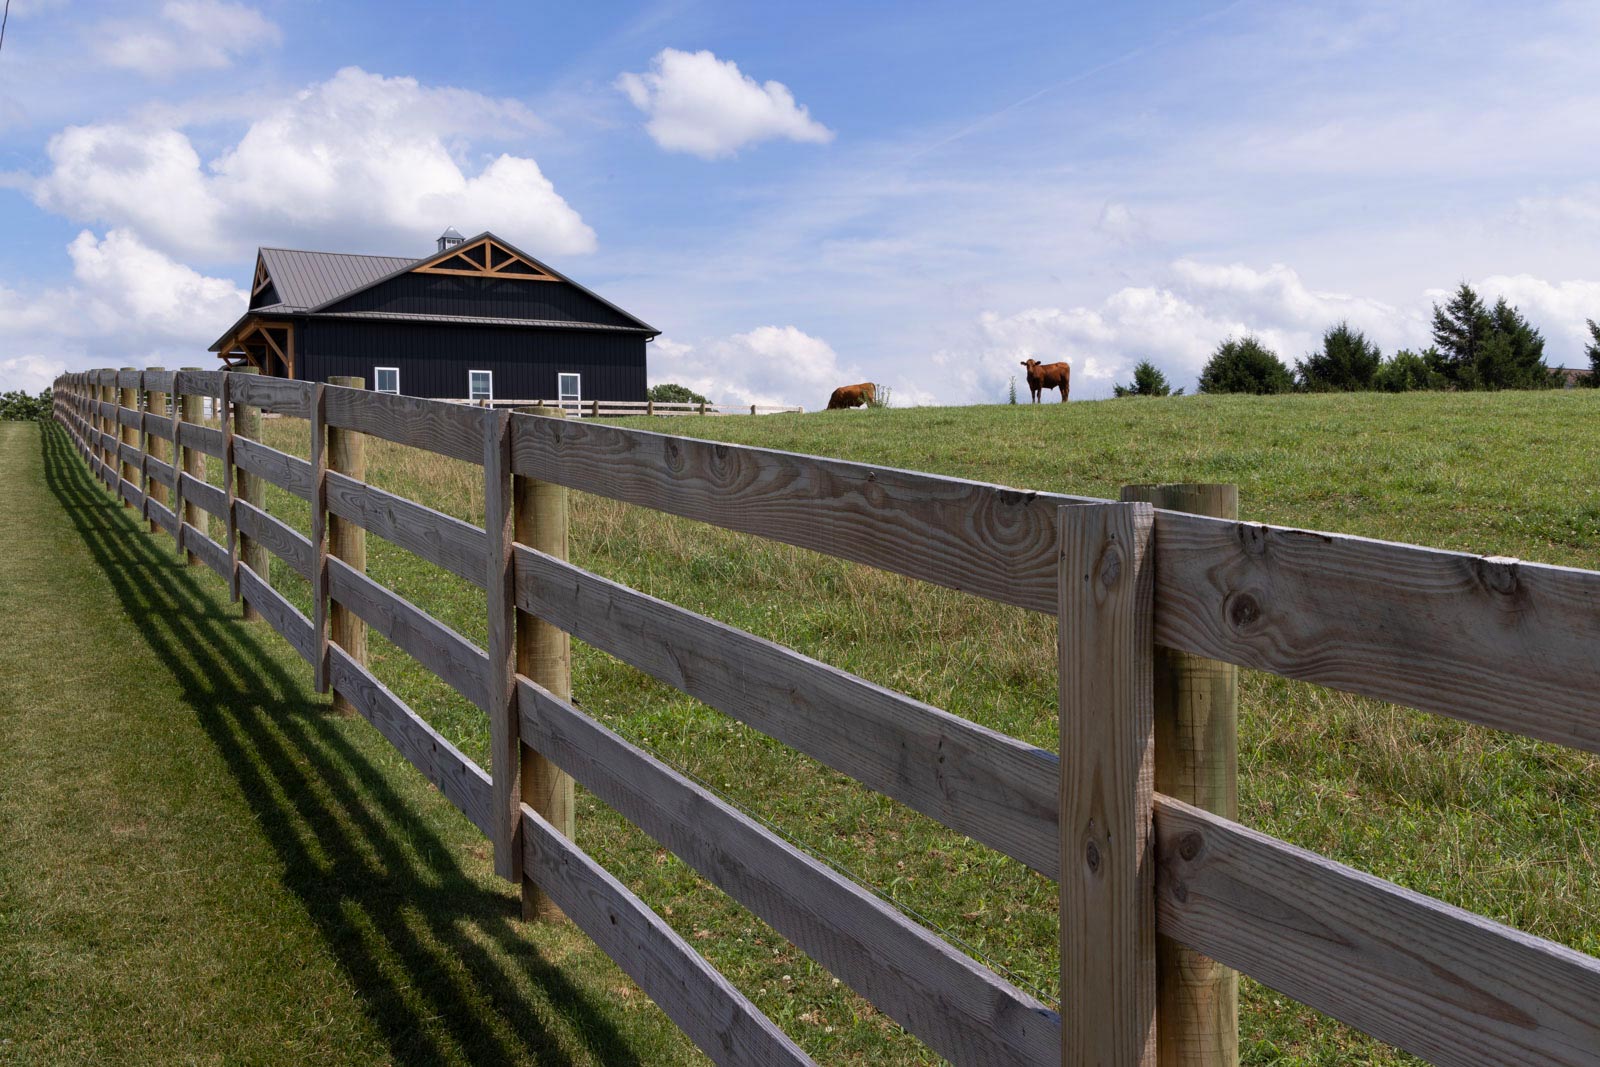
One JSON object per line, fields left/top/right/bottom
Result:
{"left": 1477, "top": 274, "right": 1600, "bottom": 366}
{"left": 964, "top": 260, "right": 1436, "bottom": 401}
{"left": 617, "top": 49, "right": 833, "bottom": 159}
{"left": 0, "top": 229, "right": 245, "bottom": 391}
{"left": 96, "top": 0, "right": 282, "bottom": 77}
{"left": 650, "top": 325, "right": 862, "bottom": 409}
{"left": 32, "top": 67, "right": 593, "bottom": 262}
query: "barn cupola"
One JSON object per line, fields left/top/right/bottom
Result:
{"left": 436, "top": 226, "right": 466, "bottom": 253}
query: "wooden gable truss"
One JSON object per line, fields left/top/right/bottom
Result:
{"left": 252, "top": 255, "right": 272, "bottom": 296}
{"left": 413, "top": 236, "right": 560, "bottom": 282}
{"left": 216, "top": 320, "right": 295, "bottom": 379}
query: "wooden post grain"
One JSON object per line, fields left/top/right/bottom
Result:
{"left": 180, "top": 368, "right": 206, "bottom": 564}
{"left": 1122, "top": 484, "right": 1240, "bottom": 1067}
{"left": 117, "top": 368, "right": 138, "bottom": 506}
{"left": 232, "top": 367, "right": 265, "bottom": 621}
{"left": 327, "top": 376, "right": 367, "bottom": 714}
{"left": 485, "top": 407, "right": 520, "bottom": 885}
{"left": 1060, "top": 501, "right": 1157, "bottom": 1066}
{"left": 310, "top": 382, "right": 329, "bottom": 694}
{"left": 146, "top": 368, "right": 169, "bottom": 534}
{"left": 516, "top": 405, "right": 574, "bottom": 921}
{"left": 98, "top": 376, "right": 114, "bottom": 487}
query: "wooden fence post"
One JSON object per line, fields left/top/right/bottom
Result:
{"left": 1059, "top": 501, "right": 1157, "bottom": 1066}
{"left": 232, "top": 367, "right": 265, "bottom": 621}
{"left": 1122, "top": 484, "right": 1240, "bottom": 1067}
{"left": 647, "top": 397, "right": 655, "bottom": 417}
{"left": 146, "top": 368, "right": 169, "bottom": 535}
{"left": 180, "top": 368, "right": 206, "bottom": 565}
{"left": 118, "top": 368, "right": 138, "bottom": 506}
{"left": 515, "top": 405, "right": 574, "bottom": 921}
{"left": 98, "top": 374, "right": 114, "bottom": 487}
{"left": 484, "top": 406, "right": 521, "bottom": 889}
{"left": 327, "top": 376, "right": 367, "bottom": 714}
{"left": 589, "top": 397, "right": 599, "bottom": 419}
{"left": 310, "top": 382, "right": 329, "bottom": 694}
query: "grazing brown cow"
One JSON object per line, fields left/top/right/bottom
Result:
{"left": 1020, "top": 359, "right": 1070, "bottom": 402}
{"left": 827, "top": 382, "right": 876, "bottom": 409}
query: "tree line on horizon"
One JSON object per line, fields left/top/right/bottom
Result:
{"left": 1113, "top": 283, "right": 1600, "bottom": 397}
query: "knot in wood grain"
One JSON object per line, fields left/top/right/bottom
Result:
{"left": 1084, "top": 838, "right": 1103, "bottom": 875}
{"left": 1225, "top": 591, "right": 1262, "bottom": 631}
{"left": 1094, "top": 539, "right": 1125, "bottom": 598}
{"left": 1177, "top": 831, "right": 1204, "bottom": 862}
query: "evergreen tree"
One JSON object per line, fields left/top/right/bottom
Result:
{"left": 1198, "top": 336, "right": 1294, "bottom": 395}
{"left": 1477, "top": 298, "right": 1549, "bottom": 389}
{"left": 1583, "top": 319, "right": 1600, "bottom": 387}
{"left": 1295, "top": 322, "right": 1382, "bottom": 391}
{"left": 1113, "top": 359, "right": 1181, "bottom": 397}
{"left": 1428, "top": 284, "right": 1550, "bottom": 389}
{"left": 1429, "top": 283, "right": 1491, "bottom": 387}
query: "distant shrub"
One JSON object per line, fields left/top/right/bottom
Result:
{"left": 1296, "top": 322, "right": 1382, "bottom": 391}
{"left": 1373, "top": 349, "right": 1447, "bottom": 392}
{"left": 647, "top": 383, "right": 708, "bottom": 404}
{"left": 1007, "top": 376, "right": 1017, "bottom": 405}
{"left": 866, "top": 384, "right": 892, "bottom": 408}
{"left": 1113, "top": 359, "right": 1181, "bottom": 397}
{"left": 1198, "top": 336, "right": 1293, "bottom": 395}
{"left": 0, "top": 388, "right": 51, "bottom": 421}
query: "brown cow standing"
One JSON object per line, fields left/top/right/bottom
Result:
{"left": 1020, "top": 359, "right": 1070, "bottom": 402}
{"left": 827, "top": 382, "right": 876, "bottom": 409}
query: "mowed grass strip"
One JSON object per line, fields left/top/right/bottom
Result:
{"left": 237, "top": 389, "right": 1600, "bottom": 1065}
{"left": 0, "top": 422, "right": 705, "bottom": 1066}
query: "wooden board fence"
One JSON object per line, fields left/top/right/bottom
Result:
{"left": 50, "top": 370, "right": 1600, "bottom": 1067}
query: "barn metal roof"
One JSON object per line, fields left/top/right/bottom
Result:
{"left": 312, "top": 310, "right": 655, "bottom": 332}
{"left": 257, "top": 248, "right": 417, "bottom": 310}
{"left": 213, "top": 233, "right": 658, "bottom": 351}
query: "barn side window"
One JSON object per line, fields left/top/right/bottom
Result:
{"left": 374, "top": 367, "right": 400, "bottom": 395}
{"left": 558, "top": 372, "right": 581, "bottom": 409}
{"left": 469, "top": 369, "right": 493, "bottom": 402}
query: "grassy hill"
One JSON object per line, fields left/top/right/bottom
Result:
{"left": 264, "top": 389, "right": 1598, "bottom": 1064}
{"left": 14, "top": 390, "right": 1597, "bottom": 1064}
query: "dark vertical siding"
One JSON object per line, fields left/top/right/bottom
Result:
{"left": 298, "top": 320, "right": 648, "bottom": 401}
{"left": 321, "top": 272, "right": 644, "bottom": 328}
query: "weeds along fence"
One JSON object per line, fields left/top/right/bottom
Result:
{"left": 53, "top": 367, "right": 1600, "bottom": 1067}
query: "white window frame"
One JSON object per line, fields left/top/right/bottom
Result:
{"left": 557, "top": 372, "right": 581, "bottom": 406}
{"left": 468, "top": 369, "right": 493, "bottom": 402}
{"left": 374, "top": 366, "right": 400, "bottom": 395}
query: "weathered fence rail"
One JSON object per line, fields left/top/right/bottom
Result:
{"left": 52, "top": 368, "right": 1600, "bottom": 1066}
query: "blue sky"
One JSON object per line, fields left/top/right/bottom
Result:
{"left": 2, "top": 0, "right": 1598, "bottom": 403}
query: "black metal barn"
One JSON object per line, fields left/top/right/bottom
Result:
{"left": 209, "top": 229, "right": 656, "bottom": 403}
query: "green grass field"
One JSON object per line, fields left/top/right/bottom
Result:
{"left": 9, "top": 388, "right": 1599, "bottom": 1064}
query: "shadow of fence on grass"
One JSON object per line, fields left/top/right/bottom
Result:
{"left": 39, "top": 424, "right": 644, "bottom": 1067}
